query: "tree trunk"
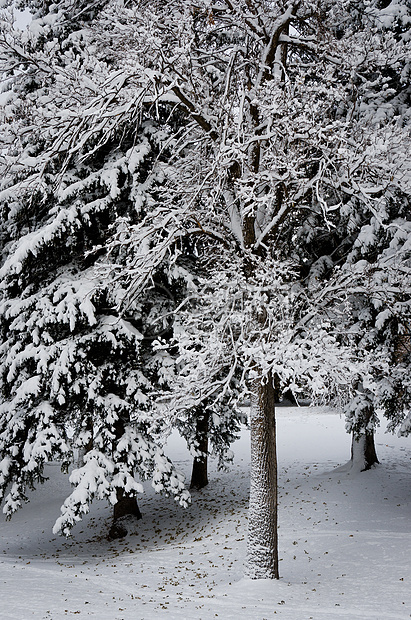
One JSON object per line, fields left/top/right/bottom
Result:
{"left": 190, "top": 410, "right": 209, "bottom": 490}
{"left": 246, "top": 375, "right": 279, "bottom": 579}
{"left": 350, "top": 430, "right": 379, "bottom": 471}
{"left": 348, "top": 402, "right": 379, "bottom": 471}
{"left": 113, "top": 487, "right": 143, "bottom": 520}
{"left": 109, "top": 488, "right": 142, "bottom": 539}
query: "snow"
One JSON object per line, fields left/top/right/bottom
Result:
{"left": 1, "top": 407, "right": 410, "bottom": 619}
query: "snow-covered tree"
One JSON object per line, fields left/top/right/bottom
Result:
{"left": 0, "top": 2, "right": 191, "bottom": 537}
{"left": 77, "top": 0, "right": 408, "bottom": 578}
{"left": 288, "top": 0, "right": 411, "bottom": 470}
{"left": 342, "top": 0, "right": 411, "bottom": 468}
{"left": 1, "top": 0, "right": 409, "bottom": 580}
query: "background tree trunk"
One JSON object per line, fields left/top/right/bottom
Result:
{"left": 350, "top": 430, "right": 379, "bottom": 471}
{"left": 113, "top": 487, "right": 142, "bottom": 520}
{"left": 190, "top": 410, "right": 209, "bottom": 490}
{"left": 109, "top": 488, "right": 142, "bottom": 539}
{"left": 349, "top": 404, "right": 379, "bottom": 471}
{"left": 246, "top": 374, "right": 279, "bottom": 579}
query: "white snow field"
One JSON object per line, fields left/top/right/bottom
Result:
{"left": 1, "top": 407, "right": 410, "bottom": 620}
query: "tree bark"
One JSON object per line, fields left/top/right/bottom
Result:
{"left": 190, "top": 409, "right": 209, "bottom": 490}
{"left": 350, "top": 429, "right": 379, "bottom": 471}
{"left": 348, "top": 400, "right": 379, "bottom": 471}
{"left": 113, "top": 487, "right": 142, "bottom": 520}
{"left": 109, "top": 487, "right": 142, "bottom": 539}
{"left": 246, "top": 374, "right": 279, "bottom": 579}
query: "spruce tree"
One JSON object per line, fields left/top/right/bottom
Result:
{"left": 290, "top": 0, "right": 411, "bottom": 469}
{"left": 0, "top": 0, "right": 190, "bottom": 536}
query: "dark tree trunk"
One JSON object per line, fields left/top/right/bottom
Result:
{"left": 281, "top": 388, "right": 297, "bottom": 405}
{"left": 246, "top": 374, "right": 279, "bottom": 579}
{"left": 113, "top": 488, "right": 142, "bottom": 520}
{"left": 109, "top": 488, "right": 142, "bottom": 539}
{"left": 190, "top": 410, "right": 209, "bottom": 490}
{"left": 350, "top": 430, "right": 379, "bottom": 471}
{"left": 350, "top": 404, "right": 379, "bottom": 471}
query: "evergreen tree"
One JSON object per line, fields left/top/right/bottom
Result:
{"left": 0, "top": 1, "right": 190, "bottom": 536}
{"left": 289, "top": 0, "right": 411, "bottom": 469}
{"left": 342, "top": 0, "right": 411, "bottom": 466}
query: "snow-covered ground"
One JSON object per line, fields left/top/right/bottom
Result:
{"left": 1, "top": 407, "right": 410, "bottom": 620}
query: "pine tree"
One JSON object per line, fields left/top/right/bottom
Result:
{"left": 0, "top": 1, "right": 190, "bottom": 536}
{"left": 342, "top": 0, "right": 411, "bottom": 465}
{"left": 288, "top": 0, "right": 411, "bottom": 469}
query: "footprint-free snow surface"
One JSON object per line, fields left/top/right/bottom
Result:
{"left": 1, "top": 407, "right": 410, "bottom": 619}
